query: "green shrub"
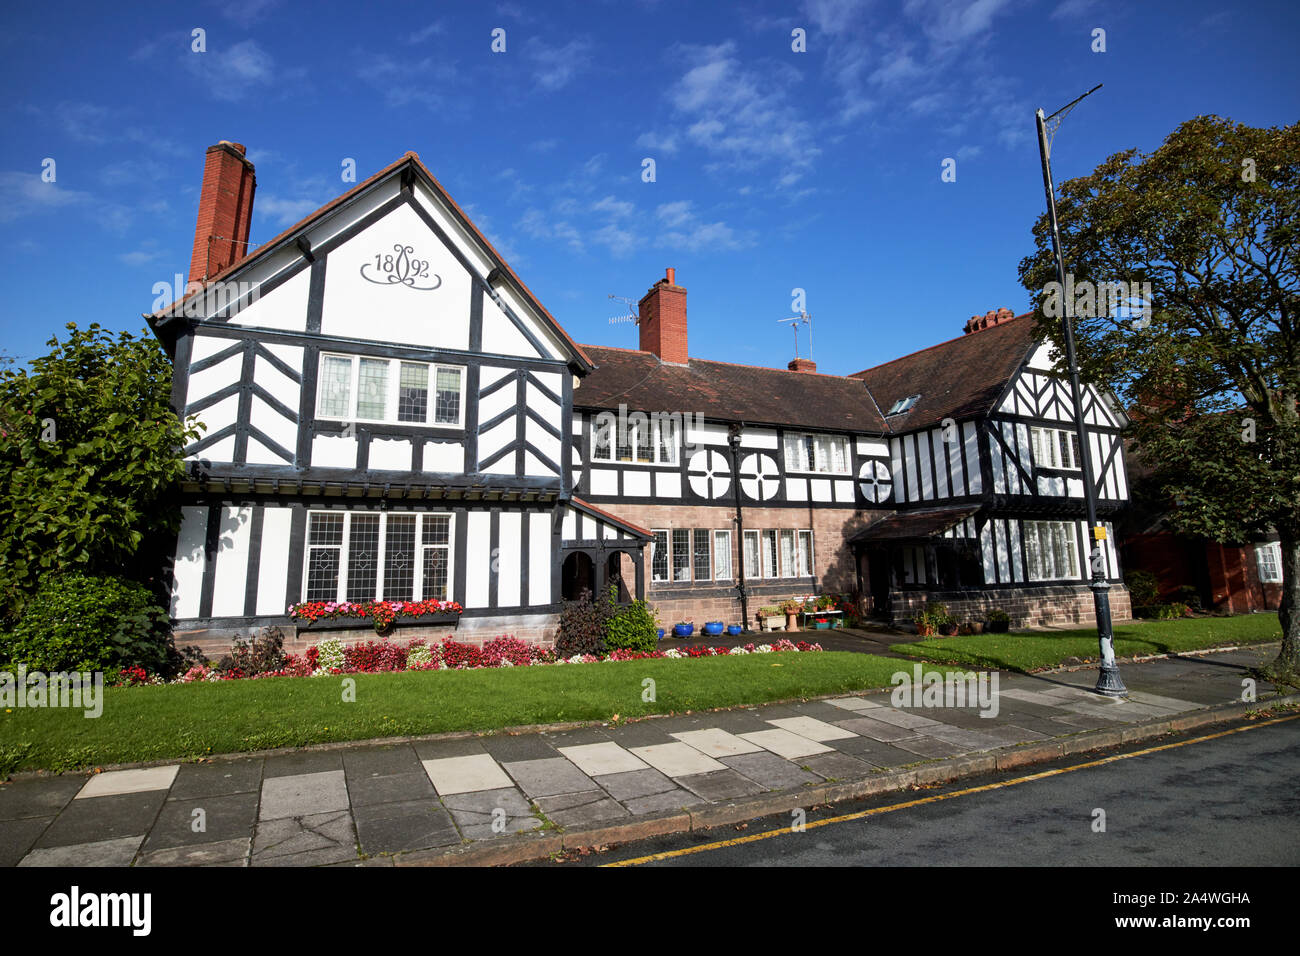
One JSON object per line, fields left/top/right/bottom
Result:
{"left": 1136, "top": 602, "right": 1191, "bottom": 620}
{"left": 606, "top": 599, "right": 659, "bottom": 653}
{"left": 1124, "top": 570, "right": 1160, "bottom": 606}
{"left": 4, "top": 572, "right": 172, "bottom": 673}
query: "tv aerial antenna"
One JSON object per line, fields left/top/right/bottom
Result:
{"left": 607, "top": 294, "right": 638, "bottom": 326}
{"left": 778, "top": 312, "right": 813, "bottom": 360}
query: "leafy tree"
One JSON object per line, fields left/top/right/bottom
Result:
{"left": 1018, "top": 115, "right": 1299, "bottom": 682}
{"left": 0, "top": 324, "right": 202, "bottom": 621}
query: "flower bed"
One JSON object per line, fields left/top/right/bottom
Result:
{"left": 115, "top": 636, "right": 825, "bottom": 685}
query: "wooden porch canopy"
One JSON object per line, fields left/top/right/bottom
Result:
{"left": 849, "top": 506, "right": 980, "bottom": 544}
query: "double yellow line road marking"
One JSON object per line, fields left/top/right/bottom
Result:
{"left": 603, "top": 713, "right": 1299, "bottom": 866}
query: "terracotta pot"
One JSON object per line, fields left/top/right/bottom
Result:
{"left": 785, "top": 611, "right": 799, "bottom": 632}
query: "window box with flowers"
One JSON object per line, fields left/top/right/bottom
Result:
{"left": 288, "top": 599, "right": 463, "bottom": 635}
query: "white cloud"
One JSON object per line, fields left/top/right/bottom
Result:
{"left": 528, "top": 37, "right": 592, "bottom": 92}
{"left": 0, "top": 170, "right": 90, "bottom": 223}
{"left": 255, "top": 196, "right": 322, "bottom": 227}
{"left": 591, "top": 195, "right": 635, "bottom": 218}
{"left": 635, "top": 131, "right": 679, "bottom": 155}
{"left": 185, "top": 39, "right": 282, "bottom": 102}
{"left": 407, "top": 21, "right": 445, "bottom": 44}
{"left": 663, "top": 41, "right": 819, "bottom": 187}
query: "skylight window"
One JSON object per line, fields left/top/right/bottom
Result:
{"left": 887, "top": 394, "right": 921, "bottom": 416}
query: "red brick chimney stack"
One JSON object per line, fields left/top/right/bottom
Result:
{"left": 963, "top": 306, "right": 1016, "bottom": 335}
{"left": 188, "top": 141, "right": 257, "bottom": 285}
{"left": 788, "top": 357, "right": 817, "bottom": 372}
{"left": 638, "top": 267, "right": 688, "bottom": 364}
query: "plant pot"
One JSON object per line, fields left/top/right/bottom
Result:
{"left": 916, "top": 623, "right": 935, "bottom": 637}
{"left": 761, "top": 615, "right": 784, "bottom": 632}
{"left": 726, "top": 625, "right": 743, "bottom": 636}
{"left": 939, "top": 624, "right": 959, "bottom": 637}
{"left": 814, "top": 622, "right": 830, "bottom": 630}
{"left": 785, "top": 612, "right": 799, "bottom": 632}
{"left": 968, "top": 621, "right": 984, "bottom": 634}
{"left": 673, "top": 623, "right": 695, "bottom": 638}
{"left": 657, "top": 628, "right": 665, "bottom": 641}
{"left": 703, "top": 621, "right": 725, "bottom": 636}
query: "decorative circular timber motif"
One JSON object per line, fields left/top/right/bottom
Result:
{"left": 739, "top": 452, "right": 780, "bottom": 501}
{"left": 687, "top": 449, "right": 731, "bottom": 499}
{"left": 858, "top": 459, "right": 893, "bottom": 503}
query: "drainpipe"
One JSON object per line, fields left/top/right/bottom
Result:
{"left": 727, "top": 422, "right": 751, "bottom": 630}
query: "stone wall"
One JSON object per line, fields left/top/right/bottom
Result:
{"left": 889, "top": 583, "right": 1133, "bottom": 629}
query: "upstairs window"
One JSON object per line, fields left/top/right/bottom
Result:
{"left": 1031, "top": 426, "right": 1082, "bottom": 471}
{"left": 782, "top": 432, "right": 850, "bottom": 475}
{"left": 317, "top": 354, "right": 464, "bottom": 428}
{"left": 591, "top": 413, "right": 678, "bottom": 465}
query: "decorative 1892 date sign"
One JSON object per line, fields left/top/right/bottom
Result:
{"left": 360, "top": 243, "right": 442, "bottom": 290}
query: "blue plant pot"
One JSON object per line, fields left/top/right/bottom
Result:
{"left": 704, "top": 621, "right": 725, "bottom": 636}
{"left": 726, "top": 625, "right": 743, "bottom": 636}
{"left": 673, "top": 623, "right": 695, "bottom": 638}
{"left": 657, "top": 628, "right": 665, "bottom": 641}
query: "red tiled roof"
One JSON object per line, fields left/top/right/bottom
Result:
{"left": 570, "top": 496, "right": 653, "bottom": 540}
{"left": 575, "top": 345, "right": 888, "bottom": 433}
{"left": 850, "top": 312, "right": 1037, "bottom": 429}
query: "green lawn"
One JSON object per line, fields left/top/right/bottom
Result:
{"left": 1, "top": 651, "right": 960, "bottom": 774}
{"left": 891, "top": 613, "right": 1282, "bottom": 672}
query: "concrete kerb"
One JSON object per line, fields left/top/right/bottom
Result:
{"left": 392, "top": 692, "right": 1300, "bottom": 867}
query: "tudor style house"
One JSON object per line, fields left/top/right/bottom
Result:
{"left": 153, "top": 143, "right": 1130, "bottom": 654}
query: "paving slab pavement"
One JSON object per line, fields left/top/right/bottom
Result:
{"left": 2, "top": 644, "right": 1295, "bottom": 867}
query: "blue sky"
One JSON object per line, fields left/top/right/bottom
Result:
{"left": 1, "top": 0, "right": 1297, "bottom": 375}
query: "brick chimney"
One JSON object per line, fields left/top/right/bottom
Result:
{"left": 638, "top": 267, "right": 688, "bottom": 364}
{"left": 788, "top": 357, "right": 817, "bottom": 372}
{"left": 963, "top": 306, "right": 1016, "bottom": 335}
{"left": 188, "top": 141, "right": 256, "bottom": 284}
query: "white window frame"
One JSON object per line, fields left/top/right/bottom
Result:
{"left": 302, "top": 511, "right": 456, "bottom": 603}
{"left": 1256, "top": 542, "right": 1282, "bottom": 583}
{"left": 782, "top": 431, "right": 851, "bottom": 476}
{"left": 1023, "top": 520, "right": 1081, "bottom": 582}
{"left": 1030, "top": 426, "right": 1082, "bottom": 471}
{"left": 316, "top": 353, "right": 466, "bottom": 429}
{"left": 743, "top": 529, "right": 759, "bottom": 579}
{"left": 713, "top": 530, "right": 732, "bottom": 581}
{"left": 591, "top": 413, "right": 678, "bottom": 466}
{"left": 651, "top": 530, "right": 669, "bottom": 583}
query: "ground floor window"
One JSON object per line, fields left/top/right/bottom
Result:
{"left": 1256, "top": 542, "right": 1282, "bottom": 583}
{"left": 651, "top": 527, "right": 738, "bottom": 584}
{"left": 1023, "top": 520, "right": 1080, "bottom": 582}
{"left": 305, "top": 511, "right": 453, "bottom": 602}
{"left": 742, "top": 527, "right": 814, "bottom": 580}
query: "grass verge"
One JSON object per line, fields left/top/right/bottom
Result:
{"left": 891, "top": 613, "right": 1281, "bottom": 672}
{"left": 0, "top": 651, "right": 958, "bottom": 774}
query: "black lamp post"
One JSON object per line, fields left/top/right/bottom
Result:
{"left": 1034, "top": 87, "right": 1126, "bottom": 697}
{"left": 727, "top": 422, "right": 751, "bottom": 632}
